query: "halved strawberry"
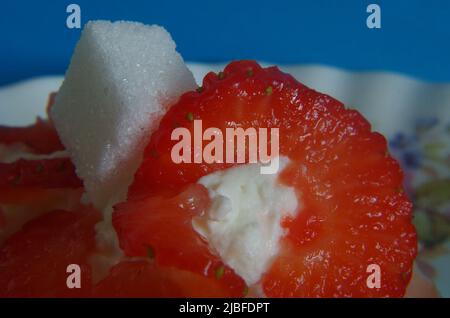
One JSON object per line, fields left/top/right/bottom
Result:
{"left": 116, "top": 60, "right": 416, "bottom": 297}
{"left": 0, "top": 118, "right": 64, "bottom": 155}
{"left": 0, "top": 154, "right": 84, "bottom": 244}
{"left": 0, "top": 188, "right": 84, "bottom": 245}
{"left": 0, "top": 207, "right": 100, "bottom": 297}
{"left": 0, "top": 158, "right": 81, "bottom": 192}
{"left": 114, "top": 184, "right": 246, "bottom": 297}
{"left": 94, "top": 260, "right": 238, "bottom": 297}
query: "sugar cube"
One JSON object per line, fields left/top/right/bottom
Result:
{"left": 51, "top": 20, "right": 196, "bottom": 209}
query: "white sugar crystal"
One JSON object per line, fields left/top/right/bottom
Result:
{"left": 51, "top": 20, "right": 196, "bottom": 209}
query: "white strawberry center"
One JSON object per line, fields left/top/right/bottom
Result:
{"left": 193, "top": 156, "right": 299, "bottom": 286}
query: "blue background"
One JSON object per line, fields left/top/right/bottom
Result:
{"left": 0, "top": 0, "right": 449, "bottom": 85}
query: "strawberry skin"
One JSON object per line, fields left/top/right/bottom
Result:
{"left": 116, "top": 60, "right": 417, "bottom": 297}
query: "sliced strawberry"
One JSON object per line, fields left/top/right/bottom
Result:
{"left": 118, "top": 60, "right": 416, "bottom": 297}
{"left": 0, "top": 188, "right": 84, "bottom": 244}
{"left": 0, "top": 117, "right": 64, "bottom": 154}
{"left": 94, "top": 260, "right": 238, "bottom": 297}
{"left": 114, "top": 184, "right": 246, "bottom": 297}
{"left": 0, "top": 207, "right": 100, "bottom": 297}
{"left": 0, "top": 157, "right": 82, "bottom": 231}
{"left": 0, "top": 187, "right": 82, "bottom": 206}
{"left": 0, "top": 158, "right": 81, "bottom": 192}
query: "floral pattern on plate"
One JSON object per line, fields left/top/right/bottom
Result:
{"left": 389, "top": 117, "right": 450, "bottom": 296}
